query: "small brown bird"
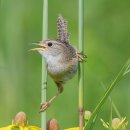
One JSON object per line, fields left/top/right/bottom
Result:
{"left": 31, "top": 15, "right": 86, "bottom": 112}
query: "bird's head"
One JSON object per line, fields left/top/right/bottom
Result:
{"left": 31, "top": 40, "right": 70, "bottom": 60}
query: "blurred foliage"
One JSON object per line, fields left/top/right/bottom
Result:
{"left": 0, "top": 0, "right": 130, "bottom": 129}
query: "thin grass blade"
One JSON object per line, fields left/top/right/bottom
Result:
{"left": 84, "top": 58, "right": 130, "bottom": 130}
{"left": 101, "top": 82, "right": 121, "bottom": 118}
{"left": 41, "top": 0, "right": 48, "bottom": 130}
{"left": 109, "top": 101, "right": 112, "bottom": 130}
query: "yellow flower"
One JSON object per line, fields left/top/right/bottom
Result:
{"left": 0, "top": 124, "right": 17, "bottom": 130}
{"left": 0, "top": 112, "right": 41, "bottom": 130}
{"left": 0, "top": 125, "right": 41, "bottom": 130}
{"left": 0, "top": 112, "right": 84, "bottom": 130}
{"left": 65, "top": 127, "right": 84, "bottom": 130}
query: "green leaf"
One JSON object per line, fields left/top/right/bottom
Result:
{"left": 101, "top": 82, "right": 121, "bottom": 118}
{"left": 84, "top": 58, "right": 130, "bottom": 130}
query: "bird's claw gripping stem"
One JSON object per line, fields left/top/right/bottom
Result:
{"left": 40, "top": 102, "right": 51, "bottom": 112}
{"left": 39, "top": 91, "right": 60, "bottom": 112}
{"left": 77, "top": 53, "right": 87, "bottom": 62}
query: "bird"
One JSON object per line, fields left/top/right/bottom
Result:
{"left": 31, "top": 15, "right": 86, "bottom": 112}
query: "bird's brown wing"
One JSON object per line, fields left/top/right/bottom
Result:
{"left": 57, "top": 15, "right": 70, "bottom": 44}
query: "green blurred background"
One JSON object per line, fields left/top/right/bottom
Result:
{"left": 0, "top": 0, "right": 130, "bottom": 129}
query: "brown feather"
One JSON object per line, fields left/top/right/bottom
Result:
{"left": 57, "top": 15, "right": 70, "bottom": 44}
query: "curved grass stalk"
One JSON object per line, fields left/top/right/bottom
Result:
{"left": 85, "top": 58, "right": 130, "bottom": 130}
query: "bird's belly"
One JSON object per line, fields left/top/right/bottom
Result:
{"left": 48, "top": 63, "right": 78, "bottom": 83}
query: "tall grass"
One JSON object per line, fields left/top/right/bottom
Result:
{"left": 78, "top": 0, "right": 84, "bottom": 130}
{"left": 41, "top": 0, "right": 48, "bottom": 129}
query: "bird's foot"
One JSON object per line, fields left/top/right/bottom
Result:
{"left": 40, "top": 102, "right": 51, "bottom": 112}
{"left": 77, "top": 53, "right": 87, "bottom": 62}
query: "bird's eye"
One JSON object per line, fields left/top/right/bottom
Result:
{"left": 47, "top": 42, "right": 52, "bottom": 47}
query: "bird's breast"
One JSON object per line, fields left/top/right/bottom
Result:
{"left": 47, "top": 59, "right": 78, "bottom": 83}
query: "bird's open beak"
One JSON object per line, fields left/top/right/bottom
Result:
{"left": 30, "top": 42, "right": 47, "bottom": 51}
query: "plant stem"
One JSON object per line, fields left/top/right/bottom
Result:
{"left": 78, "top": 0, "right": 84, "bottom": 130}
{"left": 41, "top": 0, "right": 48, "bottom": 130}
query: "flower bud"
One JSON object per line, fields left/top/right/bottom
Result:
{"left": 84, "top": 111, "right": 92, "bottom": 121}
{"left": 112, "top": 118, "right": 121, "bottom": 129}
{"left": 12, "top": 112, "right": 27, "bottom": 126}
{"left": 47, "top": 118, "right": 60, "bottom": 130}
